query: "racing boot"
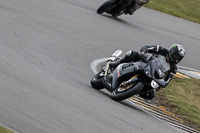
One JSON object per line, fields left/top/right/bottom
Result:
{"left": 113, "top": 0, "right": 132, "bottom": 16}
{"left": 139, "top": 90, "right": 155, "bottom": 102}
{"left": 126, "top": 6, "right": 136, "bottom": 15}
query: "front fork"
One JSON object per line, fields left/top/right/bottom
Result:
{"left": 104, "top": 61, "right": 111, "bottom": 76}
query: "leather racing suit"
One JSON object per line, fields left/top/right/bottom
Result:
{"left": 114, "top": 0, "right": 150, "bottom": 15}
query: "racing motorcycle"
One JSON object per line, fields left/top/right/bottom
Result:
{"left": 97, "top": 0, "right": 138, "bottom": 17}
{"left": 91, "top": 50, "right": 170, "bottom": 101}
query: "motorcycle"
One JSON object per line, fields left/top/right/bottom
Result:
{"left": 97, "top": 0, "right": 138, "bottom": 17}
{"left": 91, "top": 50, "right": 170, "bottom": 101}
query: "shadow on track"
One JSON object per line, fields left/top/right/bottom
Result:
{"left": 103, "top": 14, "right": 132, "bottom": 24}
{"left": 102, "top": 14, "right": 136, "bottom": 27}
{"left": 117, "top": 99, "right": 145, "bottom": 112}
{"left": 87, "top": 85, "right": 147, "bottom": 114}
{"left": 99, "top": 14, "right": 147, "bottom": 32}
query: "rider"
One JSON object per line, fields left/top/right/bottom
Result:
{"left": 109, "top": 44, "right": 186, "bottom": 100}
{"left": 114, "top": 0, "right": 150, "bottom": 16}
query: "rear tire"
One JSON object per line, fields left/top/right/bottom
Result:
{"left": 97, "top": 0, "right": 115, "bottom": 14}
{"left": 111, "top": 82, "right": 144, "bottom": 101}
{"left": 91, "top": 71, "right": 104, "bottom": 90}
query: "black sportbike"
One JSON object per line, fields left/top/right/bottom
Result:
{"left": 91, "top": 50, "right": 170, "bottom": 101}
{"left": 97, "top": 0, "right": 138, "bottom": 17}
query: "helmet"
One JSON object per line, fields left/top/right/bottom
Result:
{"left": 168, "top": 44, "right": 186, "bottom": 64}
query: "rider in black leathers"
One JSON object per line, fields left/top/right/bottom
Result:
{"left": 110, "top": 44, "right": 186, "bottom": 100}
{"left": 114, "top": 0, "right": 150, "bottom": 15}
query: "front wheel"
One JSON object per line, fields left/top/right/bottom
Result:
{"left": 97, "top": 0, "right": 115, "bottom": 14}
{"left": 91, "top": 71, "right": 104, "bottom": 90}
{"left": 111, "top": 82, "right": 144, "bottom": 101}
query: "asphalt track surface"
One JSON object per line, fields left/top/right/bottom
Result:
{"left": 0, "top": 0, "right": 200, "bottom": 133}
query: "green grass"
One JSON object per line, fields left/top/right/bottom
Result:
{"left": 0, "top": 125, "right": 14, "bottom": 133}
{"left": 145, "top": 0, "right": 200, "bottom": 23}
{"left": 156, "top": 78, "right": 200, "bottom": 130}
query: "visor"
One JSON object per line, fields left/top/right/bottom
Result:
{"left": 170, "top": 48, "right": 183, "bottom": 63}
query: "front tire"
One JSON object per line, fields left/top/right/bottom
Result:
{"left": 111, "top": 82, "right": 144, "bottom": 101}
{"left": 97, "top": 0, "right": 115, "bottom": 14}
{"left": 91, "top": 71, "right": 104, "bottom": 90}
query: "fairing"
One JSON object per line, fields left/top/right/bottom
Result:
{"left": 144, "top": 57, "right": 170, "bottom": 86}
{"left": 112, "top": 62, "right": 146, "bottom": 90}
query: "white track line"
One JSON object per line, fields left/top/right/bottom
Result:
{"left": 0, "top": 123, "right": 20, "bottom": 133}
{"left": 90, "top": 58, "right": 108, "bottom": 74}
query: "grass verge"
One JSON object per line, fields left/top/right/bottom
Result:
{"left": 144, "top": 0, "right": 200, "bottom": 24}
{"left": 154, "top": 78, "right": 200, "bottom": 131}
{"left": 0, "top": 125, "right": 14, "bottom": 133}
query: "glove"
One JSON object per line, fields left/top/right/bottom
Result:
{"left": 140, "top": 46, "right": 148, "bottom": 54}
{"left": 136, "top": 0, "right": 150, "bottom": 4}
{"left": 135, "top": 0, "right": 142, "bottom": 4}
{"left": 109, "top": 61, "right": 120, "bottom": 68}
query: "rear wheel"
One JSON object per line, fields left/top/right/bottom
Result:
{"left": 91, "top": 71, "right": 104, "bottom": 90}
{"left": 111, "top": 82, "right": 144, "bottom": 101}
{"left": 97, "top": 0, "right": 115, "bottom": 14}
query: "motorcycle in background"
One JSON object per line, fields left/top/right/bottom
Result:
{"left": 97, "top": 0, "right": 141, "bottom": 17}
